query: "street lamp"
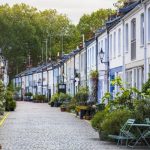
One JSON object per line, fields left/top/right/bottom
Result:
{"left": 99, "top": 48, "right": 109, "bottom": 64}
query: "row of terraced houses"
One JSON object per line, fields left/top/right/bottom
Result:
{"left": 13, "top": 0, "right": 150, "bottom": 103}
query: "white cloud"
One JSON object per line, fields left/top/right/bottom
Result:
{"left": 0, "top": 0, "right": 117, "bottom": 24}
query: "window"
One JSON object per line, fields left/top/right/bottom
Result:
{"left": 125, "top": 23, "right": 129, "bottom": 52}
{"left": 140, "top": 13, "right": 144, "bottom": 45}
{"left": 118, "top": 28, "right": 121, "bottom": 56}
{"left": 114, "top": 32, "right": 116, "bottom": 58}
{"left": 131, "top": 18, "right": 136, "bottom": 60}
{"left": 109, "top": 34, "right": 112, "bottom": 59}
{"left": 148, "top": 8, "right": 150, "bottom": 41}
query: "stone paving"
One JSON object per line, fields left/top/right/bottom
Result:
{"left": 0, "top": 102, "right": 147, "bottom": 150}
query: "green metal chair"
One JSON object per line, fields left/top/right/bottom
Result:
{"left": 143, "top": 118, "right": 150, "bottom": 147}
{"left": 109, "top": 119, "right": 136, "bottom": 146}
{"left": 145, "top": 118, "right": 150, "bottom": 124}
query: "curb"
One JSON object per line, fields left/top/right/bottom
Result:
{"left": 0, "top": 112, "right": 9, "bottom": 127}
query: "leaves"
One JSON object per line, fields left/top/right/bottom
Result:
{"left": 0, "top": 4, "right": 80, "bottom": 77}
{"left": 77, "top": 9, "right": 114, "bottom": 40}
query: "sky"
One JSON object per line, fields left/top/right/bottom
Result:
{"left": 0, "top": 0, "right": 117, "bottom": 24}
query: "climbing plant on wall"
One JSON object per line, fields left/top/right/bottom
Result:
{"left": 90, "top": 70, "right": 99, "bottom": 104}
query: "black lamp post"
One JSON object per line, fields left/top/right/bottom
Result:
{"left": 99, "top": 48, "right": 109, "bottom": 65}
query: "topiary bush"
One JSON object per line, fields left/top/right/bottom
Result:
{"left": 5, "top": 90, "right": 16, "bottom": 111}
{"left": 101, "top": 109, "right": 132, "bottom": 135}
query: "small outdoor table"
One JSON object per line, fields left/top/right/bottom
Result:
{"left": 128, "top": 123, "right": 150, "bottom": 148}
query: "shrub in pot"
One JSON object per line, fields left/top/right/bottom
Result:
{"left": 24, "top": 92, "right": 33, "bottom": 101}
{"left": 91, "top": 110, "right": 106, "bottom": 140}
{"left": 74, "top": 87, "right": 88, "bottom": 105}
{"left": 60, "top": 104, "right": 66, "bottom": 112}
{"left": 59, "top": 93, "right": 72, "bottom": 103}
{"left": 50, "top": 93, "right": 59, "bottom": 107}
{"left": 101, "top": 109, "right": 132, "bottom": 135}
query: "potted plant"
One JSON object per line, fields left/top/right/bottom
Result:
{"left": 60, "top": 104, "right": 67, "bottom": 112}
{"left": 50, "top": 93, "right": 59, "bottom": 107}
{"left": 90, "top": 70, "right": 98, "bottom": 104}
{"left": 91, "top": 111, "right": 106, "bottom": 140}
{"left": 74, "top": 87, "right": 89, "bottom": 119}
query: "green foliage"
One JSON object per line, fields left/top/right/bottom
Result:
{"left": 25, "top": 92, "right": 32, "bottom": 97}
{"left": 59, "top": 93, "right": 72, "bottom": 102}
{"left": 0, "top": 81, "right": 5, "bottom": 115}
{"left": 103, "top": 77, "right": 140, "bottom": 110}
{"left": 90, "top": 70, "right": 98, "bottom": 103}
{"left": 91, "top": 77, "right": 150, "bottom": 137}
{"left": 5, "top": 90, "right": 16, "bottom": 111}
{"left": 74, "top": 87, "right": 89, "bottom": 105}
{"left": 0, "top": 4, "right": 80, "bottom": 77}
{"left": 142, "top": 75, "right": 150, "bottom": 94}
{"left": 101, "top": 109, "right": 132, "bottom": 135}
{"left": 33, "top": 94, "right": 46, "bottom": 102}
{"left": 77, "top": 9, "right": 114, "bottom": 39}
{"left": 50, "top": 93, "right": 59, "bottom": 103}
{"left": 91, "top": 111, "right": 106, "bottom": 132}
{"left": 133, "top": 99, "right": 150, "bottom": 123}
{"left": 90, "top": 70, "right": 98, "bottom": 79}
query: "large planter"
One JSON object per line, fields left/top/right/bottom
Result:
{"left": 60, "top": 107, "right": 66, "bottom": 112}
{"left": 98, "top": 131, "right": 107, "bottom": 141}
{"left": 50, "top": 102, "right": 54, "bottom": 107}
{"left": 79, "top": 109, "right": 86, "bottom": 119}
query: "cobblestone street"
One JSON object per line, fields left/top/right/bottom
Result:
{"left": 0, "top": 102, "right": 146, "bottom": 150}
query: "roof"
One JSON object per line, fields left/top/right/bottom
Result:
{"left": 119, "top": 0, "right": 140, "bottom": 14}
{"left": 85, "top": 37, "right": 95, "bottom": 47}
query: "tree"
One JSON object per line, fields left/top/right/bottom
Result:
{"left": 0, "top": 4, "right": 80, "bottom": 78}
{"left": 113, "top": 0, "right": 127, "bottom": 9}
{"left": 77, "top": 9, "right": 114, "bottom": 40}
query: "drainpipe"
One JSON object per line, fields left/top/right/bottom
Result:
{"left": 122, "top": 19, "right": 126, "bottom": 85}
{"left": 42, "top": 69, "right": 43, "bottom": 95}
{"left": 74, "top": 54, "right": 75, "bottom": 96}
{"left": 85, "top": 44, "right": 88, "bottom": 87}
{"left": 143, "top": 2, "right": 148, "bottom": 82}
{"left": 106, "top": 29, "right": 110, "bottom": 93}
{"left": 95, "top": 35, "right": 98, "bottom": 70}
{"left": 95, "top": 34, "right": 98, "bottom": 101}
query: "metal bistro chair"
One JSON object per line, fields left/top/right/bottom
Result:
{"left": 109, "top": 119, "right": 136, "bottom": 146}
{"left": 143, "top": 118, "right": 150, "bottom": 147}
